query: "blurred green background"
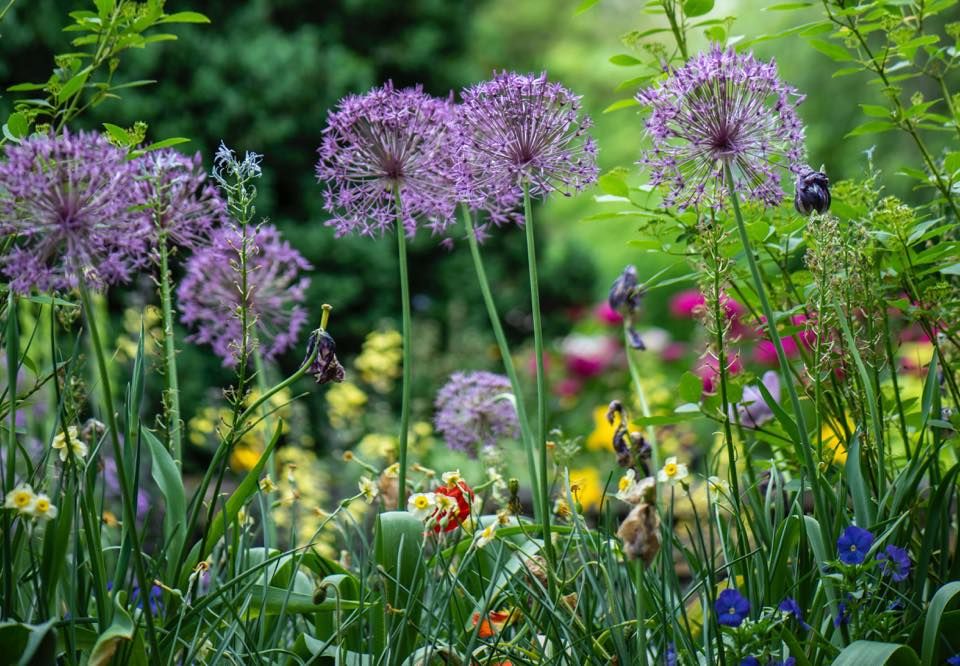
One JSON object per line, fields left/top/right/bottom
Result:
{"left": 0, "top": 0, "right": 949, "bottom": 463}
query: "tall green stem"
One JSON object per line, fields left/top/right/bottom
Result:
{"left": 462, "top": 206, "right": 542, "bottom": 524}
{"left": 2, "top": 293, "right": 17, "bottom": 617}
{"left": 78, "top": 280, "right": 160, "bottom": 655}
{"left": 394, "top": 190, "right": 412, "bottom": 511}
{"left": 158, "top": 236, "right": 182, "bottom": 464}
{"left": 522, "top": 184, "right": 553, "bottom": 561}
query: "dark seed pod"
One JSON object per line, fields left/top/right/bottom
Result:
{"left": 794, "top": 167, "right": 831, "bottom": 215}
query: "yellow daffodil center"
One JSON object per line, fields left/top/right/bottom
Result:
{"left": 414, "top": 496, "right": 430, "bottom": 509}
{"left": 35, "top": 499, "right": 50, "bottom": 514}
{"left": 618, "top": 476, "right": 631, "bottom": 492}
{"left": 664, "top": 463, "right": 678, "bottom": 477}
{"left": 13, "top": 491, "right": 31, "bottom": 508}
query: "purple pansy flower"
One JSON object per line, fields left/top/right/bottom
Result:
{"left": 715, "top": 588, "right": 750, "bottom": 627}
{"left": 876, "top": 544, "right": 911, "bottom": 582}
{"left": 778, "top": 597, "right": 809, "bottom": 630}
{"left": 837, "top": 525, "right": 875, "bottom": 565}
{"left": 636, "top": 45, "right": 806, "bottom": 210}
{"left": 731, "top": 370, "right": 780, "bottom": 427}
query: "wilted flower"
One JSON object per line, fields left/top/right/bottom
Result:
{"left": 304, "top": 329, "right": 345, "bottom": 385}
{"left": 358, "top": 476, "right": 378, "bottom": 504}
{"left": 608, "top": 265, "right": 646, "bottom": 350}
{"left": 617, "top": 502, "right": 661, "bottom": 564}
{"left": 138, "top": 149, "right": 226, "bottom": 249}
{"left": 731, "top": 371, "right": 780, "bottom": 428}
{"left": 657, "top": 456, "right": 689, "bottom": 486}
{"left": 877, "top": 544, "right": 911, "bottom": 582}
{"left": 615, "top": 469, "right": 656, "bottom": 505}
{"left": 52, "top": 426, "right": 87, "bottom": 462}
{"left": 794, "top": 166, "right": 830, "bottom": 215}
{"left": 316, "top": 82, "right": 458, "bottom": 237}
{"left": 458, "top": 71, "right": 598, "bottom": 203}
{"left": 715, "top": 588, "right": 750, "bottom": 627}
{"left": 637, "top": 45, "right": 806, "bottom": 210}
{"left": 4, "top": 483, "right": 35, "bottom": 514}
{"left": 0, "top": 130, "right": 150, "bottom": 293}
{"left": 178, "top": 224, "right": 311, "bottom": 366}
{"left": 434, "top": 372, "right": 520, "bottom": 458}
{"left": 837, "top": 525, "right": 874, "bottom": 565}
{"left": 259, "top": 476, "right": 278, "bottom": 493}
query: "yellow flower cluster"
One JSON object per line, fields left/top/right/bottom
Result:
{"left": 270, "top": 446, "right": 340, "bottom": 557}
{"left": 116, "top": 305, "right": 162, "bottom": 361}
{"left": 325, "top": 382, "right": 368, "bottom": 429}
{"left": 4, "top": 484, "right": 57, "bottom": 521}
{"left": 355, "top": 330, "right": 403, "bottom": 393}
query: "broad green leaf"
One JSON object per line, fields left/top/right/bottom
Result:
{"left": 7, "top": 82, "right": 47, "bottom": 92}
{"left": 683, "top": 0, "right": 714, "bottom": 17}
{"left": 57, "top": 68, "right": 91, "bottom": 103}
{"left": 575, "top": 0, "right": 602, "bottom": 13}
{"left": 159, "top": 11, "right": 210, "bottom": 23}
{"left": 808, "top": 38, "right": 854, "bottom": 61}
{"left": 0, "top": 619, "right": 56, "bottom": 666}
{"left": 678, "top": 371, "right": 703, "bottom": 403}
{"left": 609, "top": 54, "right": 642, "bottom": 66}
{"left": 704, "top": 26, "right": 725, "bottom": 42}
{"left": 598, "top": 173, "right": 629, "bottom": 197}
{"left": 102, "top": 123, "right": 131, "bottom": 146}
{"left": 603, "top": 98, "right": 640, "bottom": 113}
{"left": 89, "top": 595, "right": 146, "bottom": 666}
{"left": 374, "top": 512, "right": 425, "bottom": 661}
{"left": 143, "top": 137, "right": 190, "bottom": 151}
{"left": 143, "top": 427, "right": 186, "bottom": 563}
{"left": 846, "top": 120, "right": 897, "bottom": 137}
{"left": 845, "top": 432, "right": 876, "bottom": 527}
{"left": 834, "top": 641, "right": 919, "bottom": 665}
{"left": 921, "top": 581, "right": 960, "bottom": 666}
{"left": 5, "top": 112, "right": 28, "bottom": 139}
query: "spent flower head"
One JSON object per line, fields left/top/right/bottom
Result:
{"left": 316, "top": 82, "right": 459, "bottom": 238}
{"left": 138, "top": 149, "right": 226, "bottom": 250}
{"left": 0, "top": 130, "right": 150, "bottom": 293}
{"left": 458, "top": 71, "right": 598, "bottom": 203}
{"left": 637, "top": 45, "right": 806, "bottom": 210}
{"left": 876, "top": 544, "right": 911, "bottom": 582}
{"left": 178, "top": 224, "right": 312, "bottom": 366}
{"left": 434, "top": 371, "right": 520, "bottom": 458}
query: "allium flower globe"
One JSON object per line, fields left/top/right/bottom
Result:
{"left": 138, "top": 149, "right": 226, "bottom": 249}
{"left": 315, "top": 82, "right": 459, "bottom": 237}
{"left": 178, "top": 224, "right": 312, "bottom": 366}
{"left": 434, "top": 371, "right": 520, "bottom": 458}
{"left": 458, "top": 72, "right": 599, "bottom": 203}
{"left": 0, "top": 130, "right": 150, "bottom": 293}
{"left": 637, "top": 46, "right": 806, "bottom": 210}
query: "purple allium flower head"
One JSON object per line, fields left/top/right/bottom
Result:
{"left": 837, "top": 525, "right": 874, "bottom": 565}
{"left": 731, "top": 371, "right": 781, "bottom": 428}
{"left": 178, "top": 224, "right": 312, "bottom": 366}
{"left": 137, "top": 149, "right": 227, "bottom": 250}
{"left": 0, "top": 130, "right": 150, "bottom": 293}
{"left": 315, "top": 82, "right": 459, "bottom": 238}
{"left": 636, "top": 45, "right": 806, "bottom": 210}
{"left": 458, "top": 72, "right": 599, "bottom": 204}
{"left": 434, "top": 371, "right": 520, "bottom": 458}
{"left": 876, "top": 544, "right": 911, "bottom": 582}
{"left": 715, "top": 588, "right": 750, "bottom": 627}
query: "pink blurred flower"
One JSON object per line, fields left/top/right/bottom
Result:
{"left": 595, "top": 301, "right": 624, "bottom": 325}
{"left": 554, "top": 377, "right": 583, "bottom": 398}
{"left": 670, "top": 290, "right": 704, "bottom": 318}
{"left": 661, "top": 342, "right": 687, "bottom": 362}
{"left": 562, "top": 334, "right": 618, "bottom": 379}
{"left": 696, "top": 352, "right": 743, "bottom": 394}
{"left": 753, "top": 314, "right": 815, "bottom": 366}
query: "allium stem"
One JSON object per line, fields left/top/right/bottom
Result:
{"left": 3, "top": 293, "right": 17, "bottom": 617}
{"left": 78, "top": 278, "right": 160, "bottom": 656}
{"left": 462, "top": 205, "right": 543, "bottom": 524}
{"left": 723, "top": 163, "right": 820, "bottom": 496}
{"left": 624, "top": 343, "right": 660, "bottom": 470}
{"left": 522, "top": 184, "right": 554, "bottom": 563}
{"left": 158, "top": 236, "right": 182, "bottom": 464}
{"left": 394, "top": 188, "right": 412, "bottom": 511}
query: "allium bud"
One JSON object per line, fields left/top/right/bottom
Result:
{"left": 305, "top": 329, "right": 345, "bottom": 385}
{"left": 794, "top": 167, "right": 831, "bottom": 215}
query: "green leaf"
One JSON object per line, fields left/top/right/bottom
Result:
{"left": 834, "top": 641, "right": 919, "bottom": 665}
{"left": 598, "top": 173, "right": 629, "bottom": 197}
{"left": 845, "top": 432, "right": 876, "bottom": 527}
{"left": 846, "top": 120, "right": 897, "bottom": 137}
{"left": 94, "top": 0, "right": 114, "bottom": 19}
{"left": 575, "top": 0, "right": 601, "bottom": 13}
{"left": 0, "top": 619, "right": 56, "bottom": 666}
{"left": 159, "top": 11, "right": 210, "bottom": 23}
{"left": 609, "top": 54, "right": 642, "bottom": 66}
{"left": 5, "top": 112, "right": 28, "bottom": 139}
{"left": 765, "top": 1, "right": 812, "bottom": 8}
{"left": 7, "top": 82, "right": 48, "bottom": 92}
{"left": 57, "top": 68, "right": 91, "bottom": 103}
{"left": 89, "top": 595, "right": 146, "bottom": 666}
{"left": 921, "top": 581, "right": 960, "bottom": 666}
{"left": 143, "top": 137, "right": 190, "bottom": 151}
{"left": 374, "top": 512, "right": 425, "bottom": 661}
{"left": 602, "top": 98, "right": 640, "bottom": 113}
{"left": 683, "top": 0, "right": 714, "bottom": 17}
{"left": 143, "top": 428, "right": 186, "bottom": 562}
{"left": 704, "top": 26, "right": 726, "bottom": 42}
{"left": 678, "top": 371, "right": 703, "bottom": 403}
{"left": 808, "top": 38, "right": 854, "bottom": 61}
{"left": 102, "top": 122, "right": 132, "bottom": 146}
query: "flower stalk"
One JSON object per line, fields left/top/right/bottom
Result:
{"left": 394, "top": 188, "right": 413, "bottom": 510}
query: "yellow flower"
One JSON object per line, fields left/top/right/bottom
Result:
{"left": 356, "top": 330, "right": 403, "bottom": 393}
{"left": 230, "top": 444, "right": 262, "bottom": 472}
{"left": 657, "top": 456, "right": 689, "bottom": 485}
{"left": 259, "top": 475, "right": 278, "bottom": 493}
{"left": 357, "top": 433, "right": 397, "bottom": 461}
{"left": 27, "top": 493, "right": 58, "bottom": 521}
{"left": 52, "top": 426, "right": 87, "bottom": 462}
{"left": 358, "top": 476, "right": 378, "bottom": 504}
{"left": 821, "top": 417, "right": 851, "bottom": 466}
{"left": 568, "top": 467, "right": 604, "bottom": 511}
{"left": 407, "top": 492, "right": 437, "bottom": 521}
{"left": 474, "top": 523, "right": 498, "bottom": 548}
{"left": 326, "top": 382, "right": 368, "bottom": 429}
{"left": 4, "top": 484, "right": 35, "bottom": 513}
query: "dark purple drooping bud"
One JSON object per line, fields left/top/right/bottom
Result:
{"left": 609, "top": 265, "right": 647, "bottom": 350}
{"left": 794, "top": 167, "right": 831, "bottom": 215}
{"left": 305, "top": 329, "right": 345, "bottom": 385}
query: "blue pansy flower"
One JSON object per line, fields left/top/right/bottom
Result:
{"left": 876, "top": 544, "right": 911, "bottom": 582}
{"left": 716, "top": 588, "right": 750, "bottom": 627}
{"left": 778, "top": 597, "right": 809, "bottom": 630}
{"left": 947, "top": 654, "right": 960, "bottom": 666}
{"left": 834, "top": 600, "right": 851, "bottom": 627}
{"left": 740, "top": 658, "right": 761, "bottom": 666}
{"left": 837, "top": 525, "right": 874, "bottom": 565}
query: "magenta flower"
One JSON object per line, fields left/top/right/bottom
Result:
{"left": 434, "top": 371, "right": 520, "bottom": 458}
{"left": 178, "top": 224, "right": 312, "bottom": 366}
{"left": 315, "top": 82, "right": 459, "bottom": 238}
{"left": 137, "top": 149, "right": 227, "bottom": 250}
{"left": 0, "top": 130, "right": 150, "bottom": 293}
{"left": 458, "top": 72, "right": 598, "bottom": 203}
{"left": 637, "top": 45, "right": 806, "bottom": 210}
